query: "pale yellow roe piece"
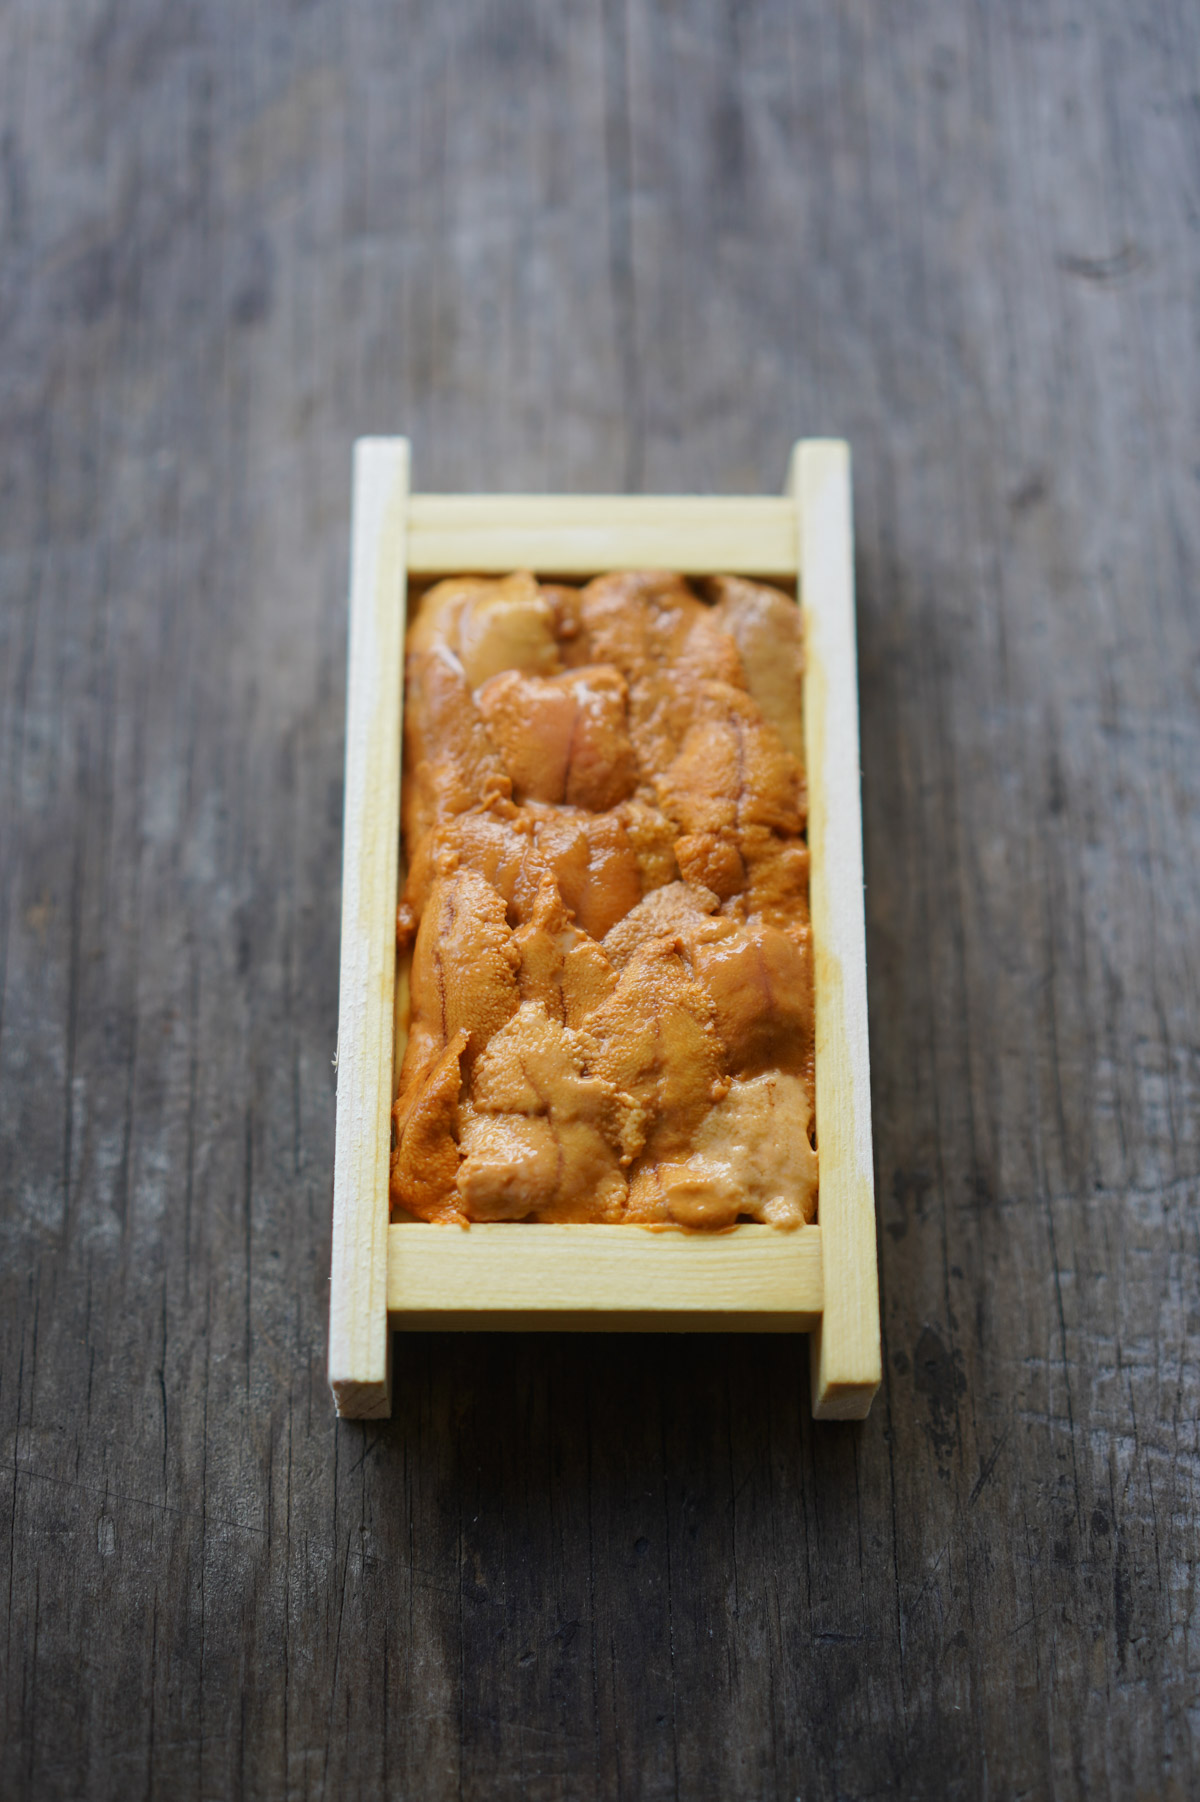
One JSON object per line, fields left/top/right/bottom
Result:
{"left": 391, "top": 569, "right": 817, "bottom": 1230}
{"left": 650, "top": 1073, "right": 818, "bottom": 1229}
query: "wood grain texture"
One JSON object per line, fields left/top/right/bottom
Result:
{"left": 2, "top": 2, "right": 1198, "bottom": 1798}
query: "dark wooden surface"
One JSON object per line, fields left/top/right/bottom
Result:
{"left": 3, "top": 3, "right": 1199, "bottom": 1797}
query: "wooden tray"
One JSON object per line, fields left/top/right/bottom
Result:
{"left": 328, "top": 440, "right": 880, "bottom": 1421}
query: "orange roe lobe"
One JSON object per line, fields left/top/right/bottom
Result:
{"left": 390, "top": 570, "right": 817, "bottom": 1230}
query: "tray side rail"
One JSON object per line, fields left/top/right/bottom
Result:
{"left": 329, "top": 438, "right": 411, "bottom": 1419}
{"left": 790, "top": 440, "right": 881, "bottom": 1418}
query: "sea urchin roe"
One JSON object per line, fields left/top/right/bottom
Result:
{"left": 390, "top": 569, "right": 817, "bottom": 1230}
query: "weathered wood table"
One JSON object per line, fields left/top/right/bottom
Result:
{"left": 2, "top": 5, "right": 1197, "bottom": 1797}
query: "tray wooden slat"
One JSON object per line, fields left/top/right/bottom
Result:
{"left": 387, "top": 1222, "right": 823, "bottom": 1332}
{"left": 406, "top": 494, "right": 797, "bottom": 575}
{"left": 792, "top": 442, "right": 881, "bottom": 1417}
{"left": 328, "top": 439, "right": 411, "bottom": 1419}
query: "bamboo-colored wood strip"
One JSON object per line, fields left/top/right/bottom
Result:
{"left": 790, "top": 440, "right": 881, "bottom": 1419}
{"left": 405, "top": 494, "right": 798, "bottom": 576}
{"left": 328, "top": 438, "right": 411, "bottom": 1419}
{"left": 387, "top": 1222, "right": 823, "bottom": 1330}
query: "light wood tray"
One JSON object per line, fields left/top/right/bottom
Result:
{"left": 329, "top": 440, "right": 879, "bottom": 1421}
